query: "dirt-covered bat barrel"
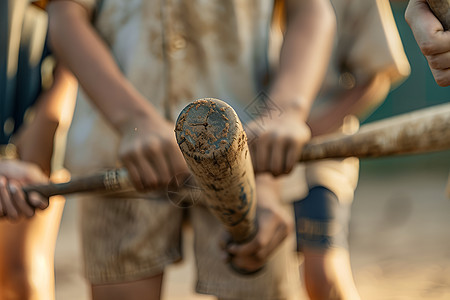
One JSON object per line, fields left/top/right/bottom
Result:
{"left": 175, "top": 98, "right": 257, "bottom": 244}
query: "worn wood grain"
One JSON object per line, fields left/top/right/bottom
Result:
{"left": 23, "top": 168, "right": 132, "bottom": 198}
{"left": 175, "top": 98, "right": 257, "bottom": 243}
{"left": 300, "top": 103, "right": 450, "bottom": 161}
{"left": 23, "top": 104, "right": 450, "bottom": 207}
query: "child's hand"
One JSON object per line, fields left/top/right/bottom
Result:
{"left": 0, "top": 160, "right": 49, "bottom": 221}
{"left": 406, "top": 0, "right": 450, "bottom": 86}
{"left": 118, "top": 114, "right": 189, "bottom": 192}
{"left": 247, "top": 110, "right": 310, "bottom": 176}
{"left": 222, "top": 174, "right": 293, "bottom": 272}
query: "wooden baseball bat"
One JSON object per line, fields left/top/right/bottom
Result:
{"left": 22, "top": 168, "right": 133, "bottom": 197}
{"left": 427, "top": 0, "right": 450, "bottom": 30}
{"left": 174, "top": 98, "right": 257, "bottom": 245}
{"left": 300, "top": 102, "right": 450, "bottom": 161}
{"left": 23, "top": 103, "right": 450, "bottom": 198}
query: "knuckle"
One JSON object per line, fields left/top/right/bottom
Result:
{"left": 41, "top": 200, "right": 50, "bottom": 209}
{"left": 131, "top": 177, "right": 145, "bottom": 191}
{"left": 284, "top": 135, "right": 297, "bottom": 145}
{"left": 26, "top": 210, "right": 36, "bottom": 218}
{"left": 253, "top": 238, "right": 264, "bottom": 249}
{"left": 254, "top": 251, "right": 265, "bottom": 261}
{"left": 271, "top": 170, "right": 281, "bottom": 177}
{"left": 436, "top": 78, "right": 450, "bottom": 87}
{"left": 143, "top": 174, "right": 158, "bottom": 188}
{"left": 285, "top": 219, "right": 294, "bottom": 234}
{"left": 404, "top": 10, "right": 411, "bottom": 25}
{"left": 119, "top": 150, "right": 134, "bottom": 161}
{"left": 141, "top": 181, "right": 155, "bottom": 191}
{"left": 283, "top": 164, "right": 294, "bottom": 175}
{"left": 272, "top": 167, "right": 283, "bottom": 177}
{"left": 8, "top": 212, "right": 19, "bottom": 222}
{"left": 276, "top": 214, "right": 291, "bottom": 232}
{"left": 145, "top": 142, "right": 162, "bottom": 156}
{"left": 427, "top": 55, "right": 443, "bottom": 69}
{"left": 433, "top": 72, "right": 450, "bottom": 87}
{"left": 420, "top": 40, "right": 439, "bottom": 56}
{"left": 149, "top": 180, "right": 160, "bottom": 189}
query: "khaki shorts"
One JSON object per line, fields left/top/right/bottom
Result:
{"left": 79, "top": 192, "right": 301, "bottom": 300}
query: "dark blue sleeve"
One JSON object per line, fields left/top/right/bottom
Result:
{"left": 0, "top": 2, "right": 49, "bottom": 145}
{"left": 12, "top": 36, "right": 51, "bottom": 135}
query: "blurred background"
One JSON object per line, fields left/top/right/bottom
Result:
{"left": 53, "top": 1, "right": 450, "bottom": 299}
{"left": 348, "top": 1, "right": 450, "bottom": 299}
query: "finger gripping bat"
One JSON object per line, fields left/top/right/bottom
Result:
{"left": 427, "top": 0, "right": 450, "bottom": 30}
{"left": 174, "top": 98, "right": 257, "bottom": 244}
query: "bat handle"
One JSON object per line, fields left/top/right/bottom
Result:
{"left": 427, "top": 0, "right": 450, "bottom": 30}
{"left": 23, "top": 168, "right": 131, "bottom": 198}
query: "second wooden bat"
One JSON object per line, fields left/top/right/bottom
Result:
{"left": 300, "top": 102, "right": 450, "bottom": 161}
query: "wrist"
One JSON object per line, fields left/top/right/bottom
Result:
{"left": 114, "top": 102, "right": 161, "bottom": 136}
{"left": 269, "top": 93, "right": 311, "bottom": 121}
{"left": 255, "top": 174, "right": 282, "bottom": 206}
{"left": 268, "top": 85, "right": 312, "bottom": 121}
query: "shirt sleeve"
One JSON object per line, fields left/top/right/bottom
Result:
{"left": 337, "top": 0, "right": 410, "bottom": 86}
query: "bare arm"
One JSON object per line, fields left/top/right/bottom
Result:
{"left": 248, "top": 0, "right": 336, "bottom": 175}
{"left": 308, "top": 73, "right": 392, "bottom": 137}
{"left": 47, "top": 1, "right": 156, "bottom": 132}
{"left": 47, "top": 1, "right": 188, "bottom": 190}
{"left": 271, "top": 0, "right": 336, "bottom": 117}
{"left": 230, "top": 0, "right": 335, "bottom": 271}
{"left": 14, "top": 65, "right": 76, "bottom": 175}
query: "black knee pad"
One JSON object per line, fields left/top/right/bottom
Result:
{"left": 293, "top": 186, "right": 351, "bottom": 252}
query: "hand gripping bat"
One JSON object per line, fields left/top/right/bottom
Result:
{"left": 427, "top": 0, "right": 450, "bottom": 30}
{"left": 23, "top": 102, "right": 450, "bottom": 199}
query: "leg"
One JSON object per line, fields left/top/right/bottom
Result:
{"left": 302, "top": 247, "right": 360, "bottom": 300}
{"left": 0, "top": 197, "right": 64, "bottom": 300}
{"left": 294, "top": 186, "right": 360, "bottom": 300}
{"left": 91, "top": 274, "right": 163, "bottom": 300}
{"left": 296, "top": 157, "right": 360, "bottom": 300}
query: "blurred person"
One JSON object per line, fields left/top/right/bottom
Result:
{"left": 273, "top": 0, "right": 410, "bottom": 299}
{"left": 0, "top": 0, "right": 77, "bottom": 299}
{"left": 47, "top": 0, "right": 336, "bottom": 299}
{"left": 405, "top": 0, "right": 450, "bottom": 86}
